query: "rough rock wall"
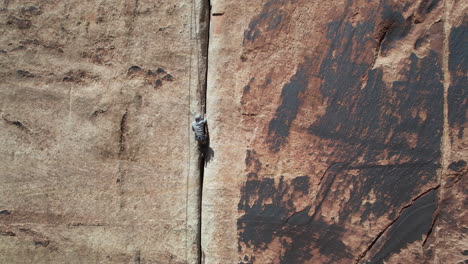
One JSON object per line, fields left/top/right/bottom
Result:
{"left": 1, "top": 0, "right": 466, "bottom": 263}
{"left": 203, "top": 0, "right": 466, "bottom": 263}
{"left": 0, "top": 0, "right": 208, "bottom": 263}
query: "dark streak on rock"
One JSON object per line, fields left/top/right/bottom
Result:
{"left": 344, "top": 162, "right": 438, "bottom": 223}
{"left": 266, "top": 59, "right": 312, "bottom": 152}
{"left": 91, "top": 107, "right": 109, "bottom": 118}
{"left": 20, "top": 39, "right": 40, "bottom": 46}
{"left": 7, "top": 16, "right": 32, "bottom": 29}
{"left": 129, "top": 66, "right": 173, "bottom": 88}
{"left": 63, "top": 70, "right": 92, "bottom": 83}
{"left": 128, "top": 65, "right": 142, "bottom": 75}
{"left": 34, "top": 240, "right": 49, "bottom": 247}
{"left": 243, "top": 0, "right": 291, "bottom": 45}
{"left": 2, "top": 117, "right": 31, "bottom": 133}
{"left": 245, "top": 150, "right": 262, "bottom": 173}
{"left": 290, "top": 175, "right": 309, "bottom": 195}
{"left": 0, "top": 210, "right": 11, "bottom": 215}
{"left": 375, "top": 21, "right": 392, "bottom": 58}
{"left": 20, "top": 6, "right": 42, "bottom": 17}
{"left": 310, "top": 163, "right": 347, "bottom": 220}
{"left": 448, "top": 21, "right": 467, "bottom": 140}
{"left": 310, "top": 20, "right": 443, "bottom": 163}
{"left": 239, "top": 1, "right": 444, "bottom": 262}
{"left": 417, "top": 0, "right": 440, "bottom": 16}
{"left": 448, "top": 160, "right": 466, "bottom": 172}
{"left": 238, "top": 176, "right": 293, "bottom": 249}
{"left": 0, "top": 231, "right": 16, "bottom": 236}
{"left": 243, "top": 77, "right": 255, "bottom": 93}
{"left": 378, "top": 4, "right": 413, "bottom": 56}
{"left": 367, "top": 189, "right": 438, "bottom": 264}
{"left": 119, "top": 110, "right": 129, "bottom": 157}
{"left": 238, "top": 174, "right": 352, "bottom": 263}
{"left": 445, "top": 160, "right": 466, "bottom": 188}
{"left": 307, "top": 7, "right": 443, "bottom": 253}
{"left": 156, "top": 67, "right": 166, "bottom": 74}
{"left": 154, "top": 79, "right": 163, "bottom": 88}
{"left": 67, "top": 222, "right": 104, "bottom": 227}
{"left": 162, "top": 74, "right": 174, "bottom": 81}
{"left": 11, "top": 46, "right": 26, "bottom": 52}
{"left": 284, "top": 206, "right": 310, "bottom": 225}
{"left": 356, "top": 186, "right": 439, "bottom": 263}
{"left": 16, "top": 70, "right": 34, "bottom": 78}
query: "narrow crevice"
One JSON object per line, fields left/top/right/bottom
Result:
{"left": 426, "top": 1, "right": 454, "bottom": 258}
{"left": 198, "top": 152, "right": 206, "bottom": 263}
{"left": 2, "top": 116, "right": 31, "bottom": 134}
{"left": 310, "top": 163, "right": 347, "bottom": 221}
{"left": 198, "top": 0, "right": 211, "bottom": 115}
{"left": 198, "top": 0, "right": 211, "bottom": 263}
{"left": 0, "top": 231, "right": 16, "bottom": 236}
{"left": 374, "top": 26, "right": 388, "bottom": 58}
{"left": 118, "top": 109, "right": 128, "bottom": 157}
{"left": 369, "top": 21, "right": 393, "bottom": 70}
{"left": 422, "top": 211, "right": 439, "bottom": 247}
{"left": 317, "top": 162, "right": 344, "bottom": 186}
{"left": 284, "top": 207, "right": 309, "bottom": 224}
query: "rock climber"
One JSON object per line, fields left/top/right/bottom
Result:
{"left": 192, "top": 114, "right": 208, "bottom": 145}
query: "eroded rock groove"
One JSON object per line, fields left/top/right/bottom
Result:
{"left": 197, "top": 0, "right": 211, "bottom": 263}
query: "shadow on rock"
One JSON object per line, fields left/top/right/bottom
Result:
{"left": 199, "top": 124, "right": 214, "bottom": 167}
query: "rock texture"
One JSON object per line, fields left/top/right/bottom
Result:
{"left": 203, "top": 0, "right": 466, "bottom": 263}
{"left": 0, "top": 0, "right": 208, "bottom": 263}
{"left": 1, "top": 0, "right": 466, "bottom": 263}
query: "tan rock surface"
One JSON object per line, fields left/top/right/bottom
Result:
{"left": 0, "top": 0, "right": 207, "bottom": 263}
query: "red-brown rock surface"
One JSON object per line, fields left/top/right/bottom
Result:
{"left": 203, "top": 0, "right": 466, "bottom": 263}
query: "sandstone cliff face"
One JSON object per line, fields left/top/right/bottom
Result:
{"left": 203, "top": 0, "right": 466, "bottom": 263}
{"left": 0, "top": 0, "right": 207, "bottom": 263}
{"left": 0, "top": 0, "right": 466, "bottom": 263}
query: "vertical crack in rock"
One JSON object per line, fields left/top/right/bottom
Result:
{"left": 199, "top": 0, "right": 211, "bottom": 114}
{"left": 429, "top": 1, "right": 452, "bottom": 253}
{"left": 119, "top": 109, "right": 129, "bottom": 157}
{"left": 198, "top": 150, "right": 205, "bottom": 264}
{"left": 197, "top": 0, "right": 211, "bottom": 263}
{"left": 117, "top": 109, "right": 129, "bottom": 210}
